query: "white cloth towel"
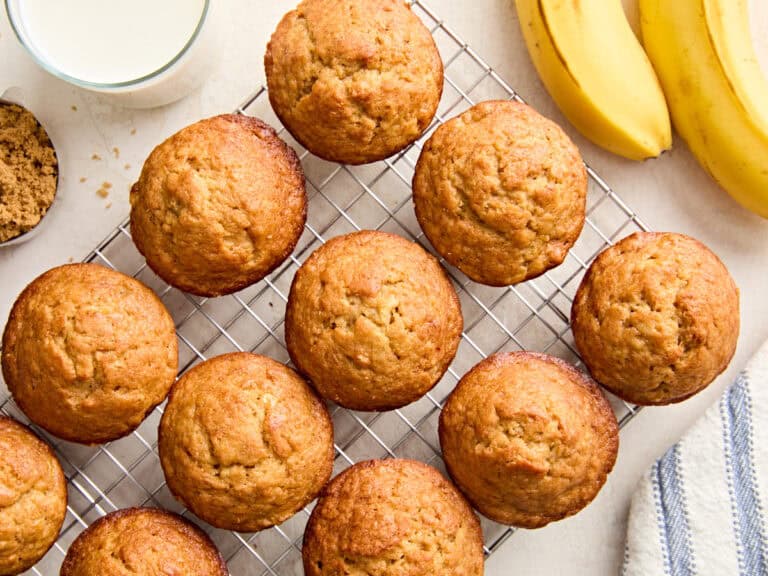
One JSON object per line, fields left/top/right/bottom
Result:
{"left": 622, "top": 340, "right": 768, "bottom": 576}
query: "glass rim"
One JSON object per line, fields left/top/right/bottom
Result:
{"left": 4, "top": 0, "right": 210, "bottom": 90}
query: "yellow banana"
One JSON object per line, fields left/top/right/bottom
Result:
{"left": 639, "top": 0, "right": 768, "bottom": 218}
{"left": 514, "top": 0, "right": 671, "bottom": 160}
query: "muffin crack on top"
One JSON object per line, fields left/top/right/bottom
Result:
{"left": 0, "top": 416, "right": 67, "bottom": 576}
{"left": 45, "top": 308, "right": 159, "bottom": 394}
{"left": 183, "top": 393, "right": 292, "bottom": 478}
{"left": 302, "top": 459, "right": 484, "bottom": 575}
{"left": 315, "top": 277, "right": 415, "bottom": 352}
{"left": 609, "top": 268, "right": 696, "bottom": 379}
{"left": 159, "top": 352, "right": 334, "bottom": 532}
{"left": 59, "top": 508, "right": 228, "bottom": 576}
{"left": 289, "top": 5, "right": 428, "bottom": 120}
{"left": 473, "top": 396, "right": 586, "bottom": 482}
{"left": 449, "top": 107, "right": 570, "bottom": 241}
{"left": 439, "top": 352, "right": 619, "bottom": 528}
{"left": 288, "top": 46, "right": 394, "bottom": 140}
{"left": 571, "top": 231, "right": 739, "bottom": 405}
{"left": 412, "top": 100, "right": 587, "bottom": 287}
{"left": 265, "top": 0, "right": 444, "bottom": 164}
{"left": 285, "top": 230, "right": 463, "bottom": 411}
{"left": 2, "top": 263, "right": 179, "bottom": 444}
{"left": 448, "top": 155, "right": 556, "bottom": 242}
{"left": 130, "top": 114, "right": 307, "bottom": 297}
{"left": 0, "top": 462, "right": 54, "bottom": 516}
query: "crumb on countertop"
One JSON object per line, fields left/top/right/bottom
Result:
{"left": 96, "top": 181, "right": 112, "bottom": 198}
{"left": 124, "top": 163, "right": 131, "bottom": 170}
{"left": 130, "top": 128, "right": 137, "bottom": 135}
{"left": 105, "top": 202, "right": 112, "bottom": 209}
{"left": 113, "top": 147, "right": 120, "bottom": 159}
{"left": 91, "top": 153, "right": 101, "bottom": 161}
{"left": 79, "top": 177, "right": 87, "bottom": 183}
{"left": 71, "top": 105, "right": 77, "bottom": 112}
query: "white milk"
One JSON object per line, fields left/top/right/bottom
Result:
{"left": 12, "top": 0, "right": 216, "bottom": 107}
{"left": 19, "top": 0, "right": 206, "bottom": 84}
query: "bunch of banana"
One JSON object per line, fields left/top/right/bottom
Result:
{"left": 514, "top": 0, "right": 671, "bottom": 161}
{"left": 639, "top": 0, "right": 768, "bottom": 218}
{"left": 515, "top": 0, "right": 768, "bottom": 218}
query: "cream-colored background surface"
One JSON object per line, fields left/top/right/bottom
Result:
{"left": 1, "top": 1, "right": 766, "bottom": 574}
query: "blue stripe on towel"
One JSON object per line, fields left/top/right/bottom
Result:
{"left": 721, "top": 387, "right": 744, "bottom": 572}
{"left": 723, "top": 374, "right": 768, "bottom": 576}
{"left": 621, "top": 544, "right": 630, "bottom": 576}
{"left": 657, "top": 445, "right": 696, "bottom": 575}
{"left": 652, "top": 460, "right": 673, "bottom": 575}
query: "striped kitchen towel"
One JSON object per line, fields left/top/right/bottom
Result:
{"left": 622, "top": 339, "right": 768, "bottom": 576}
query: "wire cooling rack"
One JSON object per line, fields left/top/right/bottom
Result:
{"left": 1, "top": 1, "right": 650, "bottom": 574}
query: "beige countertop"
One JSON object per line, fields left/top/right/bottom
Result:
{"left": 1, "top": 1, "right": 766, "bottom": 574}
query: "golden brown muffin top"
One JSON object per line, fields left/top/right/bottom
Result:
{"left": 571, "top": 232, "right": 740, "bottom": 405}
{"left": 303, "top": 459, "right": 484, "bottom": 575}
{"left": 413, "top": 100, "right": 587, "bottom": 286}
{"left": 59, "top": 508, "right": 228, "bottom": 576}
{"left": 158, "top": 352, "right": 334, "bottom": 532}
{"left": 285, "top": 230, "right": 463, "bottom": 411}
{"left": 439, "top": 352, "right": 619, "bottom": 528}
{"left": 1, "top": 263, "right": 178, "bottom": 444}
{"left": 130, "top": 114, "right": 306, "bottom": 297}
{"left": 0, "top": 416, "right": 67, "bottom": 576}
{"left": 265, "top": 0, "right": 443, "bottom": 164}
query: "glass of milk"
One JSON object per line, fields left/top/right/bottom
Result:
{"left": 5, "top": 0, "right": 218, "bottom": 108}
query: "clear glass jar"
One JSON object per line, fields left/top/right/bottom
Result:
{"left": 4, "top": 0, "right": 218, "bottom": 108}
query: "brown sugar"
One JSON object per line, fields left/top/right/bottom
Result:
{"left": 0, "top": 104, "right": 58, "bottom": 243}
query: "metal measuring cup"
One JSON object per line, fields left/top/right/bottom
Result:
{"left": 0, "top": 87, "right": 60, "bottom": 248}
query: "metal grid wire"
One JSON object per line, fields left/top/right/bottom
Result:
{"left": 0, "top": 1, "right": 650, "bottom": 573}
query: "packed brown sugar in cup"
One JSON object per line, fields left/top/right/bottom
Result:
{"left": 0, "top": 104, "right": 57, "bottom": 243}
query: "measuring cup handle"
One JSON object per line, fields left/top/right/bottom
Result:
{"left": 0, "top": 87, "right": 26, "bottom": 106}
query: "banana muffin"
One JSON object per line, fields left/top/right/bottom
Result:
{"left": 158, "top": 352, "right": 334, "bottom": 532}
{"left": 285, "top": 230, "right": 463, "bottom": 411}
{"left": 130, "top": 114, "right": 306, "bottom": 297}
{"left": 59, "top": 508, "right": 227, "bottom": 575}
{"left": 571, "top": 231, "right": 740, "bottom": 405}
{"left": 303, "top": 459, "right": 483, "bottom": 575}
{"left": 265, "top": 0, "right": 443, "bottom": 164}
{"left": 413, "top": 100, "right": 587, "bottom": 286}
{"left": 439, "top": 352, "right": 619, "bottom": 528}
{"left": 0, "top": 416, "right": 67, "bottom": 575}
{"left": 1, "top": 263, "right": 178, "bottom": 444}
